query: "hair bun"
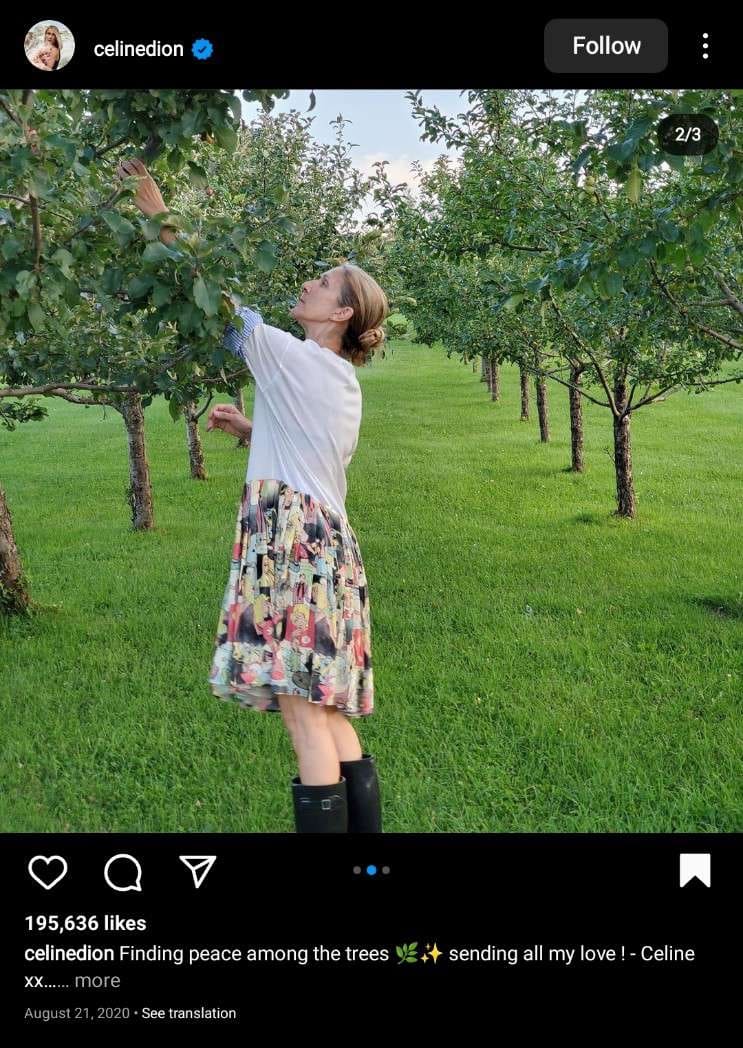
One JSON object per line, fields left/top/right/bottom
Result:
{"left": 358, "top": 327, "right": 385, "bottom": 351}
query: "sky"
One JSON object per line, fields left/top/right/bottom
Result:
{"left": 240, "top": 89, "right": 466, "bottom": 193}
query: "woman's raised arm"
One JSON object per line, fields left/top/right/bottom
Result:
{"left": 116, "top": 158, "right": 178, "bottom": 245}
{"left": 115, "top": 157, "right": 264, "bottom": 372}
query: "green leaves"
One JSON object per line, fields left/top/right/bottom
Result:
{"left": 617, "top": 246, "right": 639, "bottom": 270}
{"left": 141, "top": 217, "right": 166, "bottom": 241}
{"left": 525, "top": 275, "right": 550, "bottom": 293}
{"left": 2, "top": 237, "right": 23, "bottom": 261}
{"left": 626, "top": 115, "right": 657, "bottom": 140}
{"left": 584, "top": 265, "right": 624, "bottom": 301}
{"left": 230, "top": 226, "right": 247, "bottom": 250}
{"left": 606, "top": 116, "right": 656, "bottom": 168}
{"left": 395, "top": 943, "right": 418, "bottom": 964}
{"left": 0, "top": 399, "right": 48, "bottom": 431}
{"left": 142, "top": 241, "right": 178, "bottom": 263}
{"left": 571, "top": 146, "right": 594, "bottom": 177}
{"left": 179, "top": 109, "right": 199, "bottom": 137}
{"left": 626, "top": 166, "right": 642, "bottom": 204}
{"left": 214, "top": 125, "right": 238, "bottom": 153}
{"left": 27, "top": 300, "right": 45, "bottom": 331}
{"left": 101, "top": 210, "right": 137, "bottom": 248}
{"left": 657, "top": 220, "right": 680, "bottom": 243}
{"left": 606, "top": 139, "right": 637, "bottom": 165}
{"left": 51, "top": 248, "right": 74, "bottom": 278}
{"left": 664, "top": 152, "right": 686, "bottom": 172}
{"left": 29, "top": 170, "right": 53, "bottom": 199}
{"left": 167, "top": 148, "right": 185, "bottom": 172}
{"left": 275, "top": 216, "right": 300, "bottom": 237}
{"left": 0, "top": 89, "right": 317, "bottom": 427}
{"left": 685, "top": 220, "right": 709, "bottom": 266}
{"left": 255, "top": 240, "right": 278, "bottom": 273}
{"left": 15, "top": 270, "right": 37, "bottom": 298}
{"left": 228, "top": 94, "right": 242, "bottom": 124}
{"left": 151, "top": 283, "right": 172, "bottom": 307}
{"left": 187, "top": 161, "right": 209, "bottom": 188}
{"left": 45, "top": 133, "right": 77, "bottom": 168}
{"left": 241, "top": 88, "right": 291, "bottom": 113}
{"left": 102, "top": 267, "right": 124, "bottom": 294}
{"left": 268, "top": 183, "right": 289, "bottom": 204}
{"left": 380, "top": 88, "right": 743, "bottom": 447}
{"left": 697, "top": 207, "right": 718, "bottom": 234}
{"left": 193, "top": 275, "right": 221, "bottom": 316}
{"left": 501, "top": 292, "right": 525, "bottom": 312}
{"left": 127, "top": 275, "right": 154, "bottom": 299}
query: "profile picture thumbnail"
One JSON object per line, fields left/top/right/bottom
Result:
{"left": 24, "top": 21, "right": 75, "bottom": 71}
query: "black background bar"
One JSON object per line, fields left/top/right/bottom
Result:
{"left": 3, "top": 15, "right": 740, "bottom": 87}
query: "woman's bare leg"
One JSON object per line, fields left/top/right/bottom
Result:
{"left": 276, "top": 693, "right": 340, "bottom": 784}
{"left": 324, "top": 705, "right": 363, "bottom": 762}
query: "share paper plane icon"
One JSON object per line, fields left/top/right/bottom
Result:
{"left": 179, "top": 855, "right": 217, "bottom": 889}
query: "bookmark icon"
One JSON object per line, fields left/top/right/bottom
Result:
{"left": 679, "top": 853, "right": 711, "bottom": 888}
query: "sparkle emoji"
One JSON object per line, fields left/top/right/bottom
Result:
{"left": 422, "top": 942, "right": 443, "bottom": 964}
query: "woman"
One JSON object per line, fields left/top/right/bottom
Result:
{"left": 117, "top": 157, "right": 386, "bottom": 835}
{"left": 29, "top": 26, "right": 62, "bottom": 70}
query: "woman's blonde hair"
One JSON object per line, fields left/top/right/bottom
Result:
{"left": 336, "top": 263, "right": 389, "bottom": 367}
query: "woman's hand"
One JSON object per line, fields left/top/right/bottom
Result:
{"left": 206, "top": 403, "right": 252, "bottom": 440}
{"left": 116, "top": 158, "right": 168, "bottom": 219}
{"left": 116, "top": 158, "right": 178, "bottom": 244}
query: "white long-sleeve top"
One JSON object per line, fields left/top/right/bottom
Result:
{"left": 223, "top": 306, "right": 362, "bottom": 520}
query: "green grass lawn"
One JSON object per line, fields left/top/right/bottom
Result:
{"left": 1, "top": 340, "right": 741, "bottom": 831}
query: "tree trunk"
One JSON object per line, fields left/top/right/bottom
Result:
{"left": 519, "top": 365, "right": 529, "bottom": 421}
{"left": 233, "top": 388, "right": 250, "bottom": 448}
{"left": 535, "top": 375, "right": 550, "bottom": 442}
{"left": 612, "top": 374, "right": 637, "bottom": 518}
{"left": 184, "top": 401, "right": 207, "bottom": 480}
{"left": 119, "top": 393, "right": 155, "bottom": 531}
{"left": 480, "top": 354, "right": 488, "bottom": 382}
{"left": 472, "top": 360, "right": 477, "bottom": 373}
{"left": 491, "top": 359, "right": 501, "bottom": 402}
{"left": 568, "top": 366, "right": 585, "bottom": 472}
{"left": 0, "top": 485, "right": 30, "bottom": 615}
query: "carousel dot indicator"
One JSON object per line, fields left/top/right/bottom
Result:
{"left": 366, "top": 864, "right": 377, "bottom": 876}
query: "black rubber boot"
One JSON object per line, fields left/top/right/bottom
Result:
{"left": 339, "top": 753, "right": 382, "bottom": 833}
{"left": 291, "top": 775, "right": 348, "bottom": 833}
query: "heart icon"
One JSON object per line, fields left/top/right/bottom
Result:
{"left": 28, "top": 855, "right": 68, "bottom": 890}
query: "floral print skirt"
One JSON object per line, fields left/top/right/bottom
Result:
{"left": 209, "top": 478, "right": 374, "bottom": 718}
